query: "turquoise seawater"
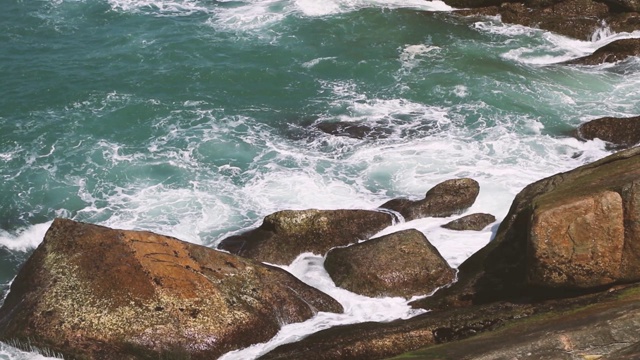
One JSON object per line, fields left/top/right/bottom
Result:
{"left": 1, "top": 0, "right": 640, "bottom": 358}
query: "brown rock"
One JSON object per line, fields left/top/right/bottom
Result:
{"left": 566, "top": 38, "right": 640, "bottom": 65}
{"left": 380, "top": 178, "right": 480, "bottom": 222}
{"left": 392, "top": 285, "right": 640, "bottom": 360}
{"left": 413, "top": 147, "right": 640, "bottom": 311}
{"left": 442, "top": 213, "right": 496, "bottom": 231}
{"left": 324, "top": 229, "right": 455, "bottom": 298}
{"left": 575, "top": 115, "right": 640, "bottom": 149}
{"left": 218, "top": 209, "right": 394, "bottom": 265}
{"left": 529, "top": 190, "right": 625, "bottom": 288}
{"left": 0, "top": 219, "right": 342, "bottom": 360}
{"left": 261, "top": 284, "right": 640, "bottom": 360}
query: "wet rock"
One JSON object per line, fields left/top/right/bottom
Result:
{"left": 442, "top": 213, "right": 496, "bottom": 231}
{"left": 261, "top": 284, "right": 640, "bottom": 360}
{"left": 574, "top": 115, "right": 640, "bottom": 149}
{"left": 218, "top": 209, "right": 394, "bottom": 265}
{"left": 392, "top": 285, "right": 640, "bottom": 360}
{"left": 565, "top": 38, "right": 640, "bottom": 65}
{"left": 413, "top": 147, "right": 640, "bottom": 311}
{"left": 324, "top": 229, "right": 455, "bottom": 298}
{"left": 451, "top": 0, "right": 640, "bottom": 41}
{"left": 0, "top": 219, "right": 342, "bottom": 360}
{"left": 602, "top": 0, "right": 640, "bottom": 12}
{"left": 315, "top": 122, "right": 392, "bottom": 140}
{"left": 380, "top": 178, "right": 480, "bottom": 222}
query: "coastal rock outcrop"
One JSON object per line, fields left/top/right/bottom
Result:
{"left": 452, "top": 0, "right": 640, "bottom": 41}
{"left": 414, "top": 146, "right": 640, "bottom": 311}
{"left": 441, "top": 213, "right": 496, "bottom": 231}
{"left": 379, "top": 178, "right": 480, "bottom": 222}
{"left": 261, "top": 284, "right": 640, "bottom": 360}
{"left": 565, "top": 38, "right": 640, "bottom": 65}
{"left": 218, "top": 209, "right": 394, "bottom": 265}
{"left": 324, "top": 229, "right": 455, "bottom": 298}
{"left": 574, "top": 115, "right": 640, "bottom": 149}
{"left": 0, "top": 219, "right": 342, "bottom": 360}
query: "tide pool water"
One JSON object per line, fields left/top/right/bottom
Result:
{"left": 2, "top": 0, "right": 640, "bottom": 358}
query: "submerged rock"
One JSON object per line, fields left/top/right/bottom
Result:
{"left": 0, "top": 219, "right": 342, "bottom": 360}
{"left": 218, "top": 209, "right": 394, "bottom": 265}
{"left": 442, "top": 213, "right": 496, "bottom": 231}
{"left": 324, "top": 229, "right": 455, "bottom": 298}
{"left": 565, "top": 38, "right": 640, "bottom": 65}
{"left": 315, "top": 121, "right": 392, "bottom": 140}
{"left": 413, "top": 146, "right": 640, "bottom": 311}
{"left": 380, "top": 178, "right": 479, "bottom": 222}
{"left": 574, "top": 115, "right": 640, "bottom": 149}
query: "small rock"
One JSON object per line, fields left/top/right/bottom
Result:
{"left": 565, "top": 39, "right": 640, "bottom": 65}
{"left": 574, "top": 115, "right": 640, "bottom": 149}
{"left": 442, "top": 213, "right": 496, "bottom": 231}
{"left": 380, "top": 178, "right": 480, "bottom": 222}
{"left": 218, "top": 209, "right": 394, "bottom": 265}
{"left": 324, "top": 229, "right": 455, "bottom": 298}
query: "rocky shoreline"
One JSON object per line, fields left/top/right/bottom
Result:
{"left": 1, "top": 2, "right": 640, "bottom": 359}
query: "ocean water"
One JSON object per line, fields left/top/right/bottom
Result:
{"left": 2, "top": 0, "right": 640, "bottom": 358}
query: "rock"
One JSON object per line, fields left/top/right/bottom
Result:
{"left": 0, "top": 219, "right": 342, "bottom": 360}
{"left": 565, "top": 38, "right": 640, "bottom": 65}
{"left": 574, "top": 115, "right": 640, "bottom": 149}
{"left": 315, "top": 122, "right": 392, "bottom": 140}
{"left": 451, "top": 0, "right": 640, "bottom": 41}
{"left": 261, "top": 284, "right": 640, "bottom": 360}
{"left": 324, "top": 229, "right": 455, "bottom": 298}
{"left": 392, "top": 284, "right": 640, "bottom": 360}
{"left": 413, "top": 147, "right": 640, "bottom": 311}
{"left": 602, "top": 0, "right": 640, "bottom": 12}
{"left": 218, "top": 209, "right": 394, "bottom": 265}
{"left": 442, "top": 213, "right": 496, "bottom": 231}
{"left": 380, "top": 178, "right": 480, "bottom": 222}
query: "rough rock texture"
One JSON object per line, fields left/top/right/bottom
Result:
{"left": 441, "top": 213, "right": 496, "bottom": 231}
{"left": 218, "top": 209, "right": 394, "bottom": 265}
{"left": 315, "top": 122, "right": 392, "bottom": 140}
{"left": 575, "top": 115, "right": 640, "bottom": 149}
{"left": 380, "top": 178, "right": 480, "bottom": 222}
{"left": 261, "top": 284, "right": 640, "bottom": 360}
{"left": 0, "top": 219, "right": 342, "bottom": 360}
{"left": 324, "top": 229, "right": 455, "bottom": 298}
{"left": 453, "top": 0, "right": 640, "bottom": 41}
{"left": 565, "top": 38, "right": 640, "bottom": 65}
{"left": 392, "top": 285, "right": 640, "bottom": 360}
{"left": 413, "top": 147, "right": 640, "bottom": 311}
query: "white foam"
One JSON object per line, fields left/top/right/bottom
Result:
{"left": 0, "top": 222, "right": 52, "bottom": 252}
{"left": 0, "top": 343, "right": 61, "bottom": 360}
{"left": 108, "top": 0, "right": 210, "bottom": 16}
{"left": 302, "top": 57, "right": 337, "bottom": 68}
{"left": 399, "top": 44, "right": 441, "bottom": 70}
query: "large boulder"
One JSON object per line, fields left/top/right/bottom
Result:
{"left": 324, "top": 229, "right": 455, "bottom": 298}
{"left": 218, "top": 209, "right": 394, "bottom": 265}
{"left": 574, "top": 115, "right": 640, "bottom": 149}
{"left": 261, "top": 284, "right": 640, "bottom": 360}
{"left": 413, "top": 147, "right": 640, "bottom": 311}
{"left": 380, "top": 178, "right": 480, "bottom": 222}
{"left": 565, "top": 39, "right": 640, "bottom": 65}
{"left": 441, "top": 213, "right": 496, "bottom": 231}
{"left": 0, "top": 219, "right": 342, "bottom": 360}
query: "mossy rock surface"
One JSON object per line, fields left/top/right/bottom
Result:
{"left": 0, "top": 219, "right": 342, "bottom": 360}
